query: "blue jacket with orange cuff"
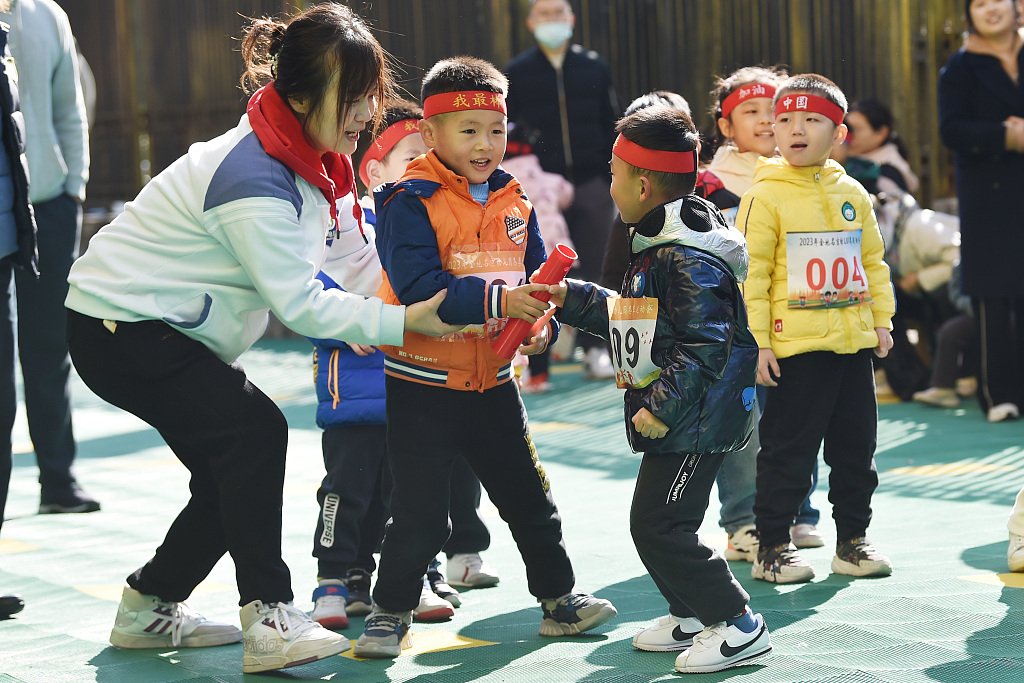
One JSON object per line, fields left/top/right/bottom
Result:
{"left": 374, "top": 150, "right": 556, "bottom": 392}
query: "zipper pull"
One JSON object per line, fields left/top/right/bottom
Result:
{"left": 814, "top": 171, "right": 820, "bottom": 182}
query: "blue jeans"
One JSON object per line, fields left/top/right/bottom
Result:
{"left": 717, "top": 398, "right": 759, "bottom": 534}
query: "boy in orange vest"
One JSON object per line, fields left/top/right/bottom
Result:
{"left": 353, "top": 56, "right": 616, "bottom": 658}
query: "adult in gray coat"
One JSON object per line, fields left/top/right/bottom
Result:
{"left": 0, "top": 0, "right": 96, "bottom": 511}
{"left": 0, "top": 1, "right": 39, "bottom": 619}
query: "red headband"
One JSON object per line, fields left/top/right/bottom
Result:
{"left": 422, "top": 90, "right": 507, "bottom": 118}
{"left": 774, "top": 93, "right": 845, "bottom": 126}
{"left": 358, "top": 118, "right": 421, "bottom": 189}
{"left": 612, "top": 134, "right": 697, "bottom": 174}
{"left": 720, "top": 83, "right": 777, "bottom": 119}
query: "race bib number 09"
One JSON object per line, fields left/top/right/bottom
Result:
{"left": 607, "top": 296, "right": 661, "bottom": 389}
{"left": 786, "top": 229, "right": 871, "bottom": 309}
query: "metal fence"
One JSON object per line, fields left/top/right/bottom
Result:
{"left": 63, "top": 0, "right": 965, "bottom": 208}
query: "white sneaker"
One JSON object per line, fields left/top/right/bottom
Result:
{"left": 353, "top": 606, "right": 413, "bottom": 658}
{"left": 913, "top": 386, "right": 960, "bottom": 408}
{"left": 674, "top": 615, "right": 772, "bottom": 673}
{"left": 109, "top": 586, "right": 241, "bottom": 649}
{"left": 310, "top": 581, "right": 349, "bottom": 630}
{"left": 1009, "top": 533, "right": 1024, "bottom": 572}
{"left": 582, "top": 347, "right": 616, "bottom": 380}
{"left": 790, "top": 523, "right": 825, "bottom": 548}
{"left": 239, "top": 600, "right": 350, "bottom": 673}
{"left": 414, "top": 575, "right": 455, "bottom": 622}
{"left": 632, "top": 613, "right": 704, "bottom": 651}
{"left": 724, "top": 524, "right": 759, "bottom": 562}
{"left": 988, "top": 403, "right": 1020, "bottom": 423}
{"left": 446, "top": 553, "right": 500, "bottom": 588}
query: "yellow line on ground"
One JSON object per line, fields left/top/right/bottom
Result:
{"left": 0, "top": 538, "right": 38, "bottom": 554}
{"left": 959, "top": 573, "right": 1024, "bottom": 589}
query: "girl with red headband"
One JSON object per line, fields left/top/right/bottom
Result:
{"left": 707, "top": 66, "right": 788, "bottom": 200}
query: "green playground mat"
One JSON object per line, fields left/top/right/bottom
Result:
{"left": 1, "top": 338, "right": 1022, "bottom": 682}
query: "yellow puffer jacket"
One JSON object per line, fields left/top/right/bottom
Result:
{"left": 737, "top": 157, "right": 895, "bottom": 359}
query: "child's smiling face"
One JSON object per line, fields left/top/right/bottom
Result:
{"left": 422, "top": 110, "right": 507, "bottom": 184}
{"left": 719, "top": 95, "right": 777, "bottom": 157}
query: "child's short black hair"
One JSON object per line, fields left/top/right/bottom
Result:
{"left": 775, "top": 73, "right": 849, "bottom": 121}
{"left": 420, "top": 56, "right": 508, "bottom": 111}
{"left": 626, "top": 90, "right": 691, "bottom": 118}
{"left": 616, "top": 105, "right": 699, "bottom": 198}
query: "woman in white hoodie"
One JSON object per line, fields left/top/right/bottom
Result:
{"left": 64, "top": 4, "right": 457, "bottom": 675}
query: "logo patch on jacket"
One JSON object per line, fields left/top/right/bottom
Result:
{"left": 505, "top": 216, "right": 527, "bottom": 244}
{"left": 630, "top": 272, "right": 646, "bottom": 296}
{"left": 842, "top": 202, "right": 856, "bottom": 221}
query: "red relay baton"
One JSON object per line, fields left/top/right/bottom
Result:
{"left": 491, "top": 243, "right": 577, "bottom": 360}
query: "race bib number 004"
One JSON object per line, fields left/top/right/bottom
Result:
{"left": 607, "top": 296, "right": 661, "bottom": 389}
{"left": 786, "top": 229, "right": 871, "bottom": 309}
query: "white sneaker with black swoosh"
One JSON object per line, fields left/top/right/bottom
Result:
{"left": 632, "top": 613, "right": 704, "bottom": 651}
{"left": 674, "top": 613, "right": 771, "bottom": 673}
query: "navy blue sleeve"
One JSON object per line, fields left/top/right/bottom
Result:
{"left": 523, "top": 207, "right": 548, "bottom": 278}
{"left": 377, "top": 190, "right": 488, "bottom": 326}
{"left": 522, "top": 208, "right": 560, "bottom": 343}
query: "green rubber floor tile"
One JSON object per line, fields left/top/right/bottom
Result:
{"left": 798, "top": 640, "right": 969, "bottom": 671}
{"left": 4, "top": 340, "right": 1024, "bottom": 682}
{"left": 769, "top": 621, "right": 907, "bottom": 655}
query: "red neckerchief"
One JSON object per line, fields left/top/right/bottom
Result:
{"left": 247, "top": 83, "right": 364, "bottom": 239}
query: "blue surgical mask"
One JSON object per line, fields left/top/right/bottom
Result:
{"left": 533, "top": 21, "right": 573, "bottom": 49}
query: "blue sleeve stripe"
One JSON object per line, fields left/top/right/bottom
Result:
{"left": 204, "top": 132, "right": 302, "bottom": 214}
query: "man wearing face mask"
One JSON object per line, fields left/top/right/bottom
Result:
{"left": 505, "top": 0, "right": 620, "bottom": 380}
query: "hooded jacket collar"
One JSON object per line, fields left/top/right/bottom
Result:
{"left": 629, "top": 194, "right": 749, "bottom": 282}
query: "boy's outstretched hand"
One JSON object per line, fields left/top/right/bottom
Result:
{"left": 404, "top": 290, "right": 465, "bottom": 337}
{"left": 632, "top": 407, "right": 669, "bottom": 439}
{"left": 528, "top": 269, "right": 567, "bottom": 307}
{"left": 506, "top": 282, "right": 553, "bottom": 322}
{"left": 874, "top": 327, "right": 893, "bottom": 358}
{"left": 757, "top": 348, "right": 781, "bottom": 387}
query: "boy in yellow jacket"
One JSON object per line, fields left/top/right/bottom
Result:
{"left": 738, "top": 74, "right": 896, "bottom": 585}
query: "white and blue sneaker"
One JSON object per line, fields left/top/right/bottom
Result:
{"left": 310, "top": 581, "right": 349, "bottom": 630}
{"left": 353, "top": 606, "right": 413, "bottom": 658}
{"left": 674, "top": 613, "right": 771, "bottom": 673}
{"left": 632, "top": 613, "right": 704, "bottom": 651}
